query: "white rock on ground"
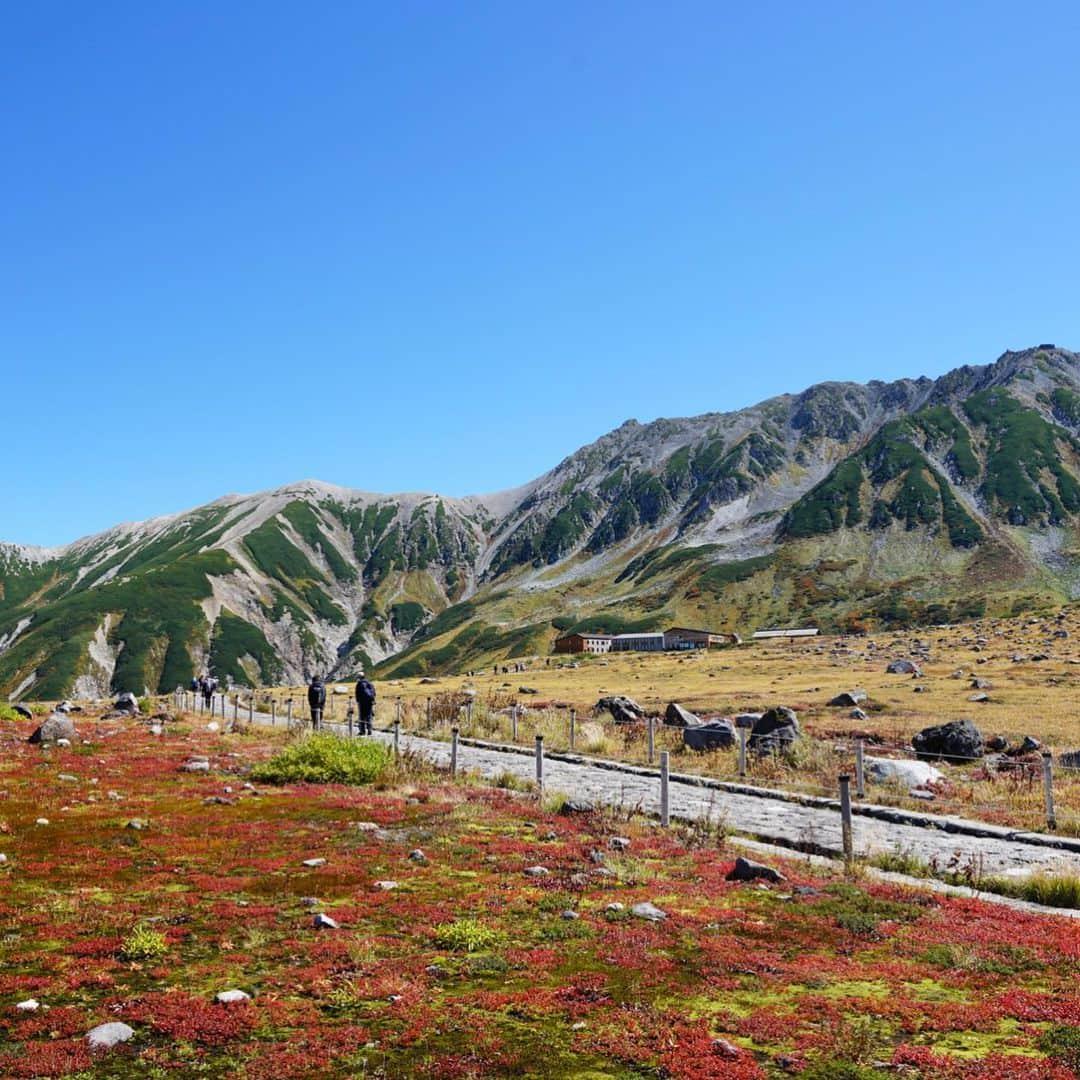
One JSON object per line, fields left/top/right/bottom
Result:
{"left": 865, "top": 756, "right": 944, "bottom": 788}
{"left": 86, "top": 1021, "right": 135, "bottom": 1048}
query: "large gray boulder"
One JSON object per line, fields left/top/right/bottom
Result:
{"left": 683, "top": 718, "right": 736, "bottom": 751}
{"left": 865, "top": 756, "right": 943, "bottom": 788}
{"left": 594, "top": 696, "right": 645, "bottom": 724}
{"left": 886, "top": 659, "right": 921, "bottom": 675}
{"left": 828, "top": 690, "right": 867, "bottom": 707}
{"left": 664, "top": 702, "right": 698, "bottom": 727}
{"left": 28, "top": 712, "right": 77, "bottom": 745}
{"left": 748, "top": 707, "right": 800, "bottom": 756}
{"left": 912, "top": 719, "right": 983, "bottom": 763}
{"left": 114, "top": 692, "right": 140, "bottom": 714}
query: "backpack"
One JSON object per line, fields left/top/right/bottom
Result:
{"left": 356, "top": 678, "right": 376, "bottom": 707}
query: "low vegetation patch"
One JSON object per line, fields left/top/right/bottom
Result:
{"left": 250, "top": 732, "right": 390, "bottom": 784}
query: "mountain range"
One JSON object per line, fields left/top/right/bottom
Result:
{"left": 4, "top": 344, "right": 1080, "bottom": 700}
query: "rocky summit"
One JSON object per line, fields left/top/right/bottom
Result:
{"left": 4, "top": 344, "right": 1080, "bottom": 698}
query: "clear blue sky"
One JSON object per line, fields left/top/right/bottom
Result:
{"left": 5, "top": 2, "right": 1080, "bottom": 546}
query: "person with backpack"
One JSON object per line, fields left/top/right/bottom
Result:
{"left": 355, "top": 671, "right": 376, "bottom": 736}
{"left": 307, "top": 675, "right": 326, "bottom": 729}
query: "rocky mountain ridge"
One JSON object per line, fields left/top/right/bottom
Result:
{"left": 4, "top": 344, "right": 1080, "bottom": 698}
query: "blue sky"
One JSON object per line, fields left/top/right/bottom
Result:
{"left": 5, "top": 2, "right": 1080, "bottom": 546}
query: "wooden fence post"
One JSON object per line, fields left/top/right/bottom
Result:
{"left": 855, "top": 739, "right": 865, "bottom": 799}
{"left": 660, "top": 750, "right": 670, "bottom": 828}
{"left": 738, "top": 727, "right": 748, "bottom": 778}
{"left": 535, "top": 734, "right": 544, "bottom": 793}
{"left": 839, "top": 775, "right": 854, "bottom": 864}
{"left": 451, "top": 726, "right": 459, "bottom": 777}
{"left": 1043, "top": 752, "right": 1057, "bottom": 831}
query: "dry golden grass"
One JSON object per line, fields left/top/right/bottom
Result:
{"left": 251, "top": 605, "right": 1080, "bottom": 832}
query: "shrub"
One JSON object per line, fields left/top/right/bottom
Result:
{"left": 250, "top": 733, "right": 390, "bottom": 785}
{"left": 120, "top": 923, "right": 168, "bottom": 961}
{"left": 1039, "top": 1025, "right": 1080, "bottom": 1070}
{"left": 433, "top": 919, "right": 508, "bottom": 953}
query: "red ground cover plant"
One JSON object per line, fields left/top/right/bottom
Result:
{"left": 1, "top": 710, "right": 1079, "bottom": 1076}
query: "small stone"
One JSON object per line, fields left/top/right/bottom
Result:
{"left": 969, "top": 693, "right": 991, "bottom": 703}
{"left": 712, "top": 1038, "right": 741, "bottom": 1058}
{"left": 542, "top": 830, "right": 558, "bottom": 841}
{"left": 56, "top": 738, "right": 71, "bottom": 747}
{"left": 57, "top": 774, "right": 78, "bottom": 782}
{"left": 631, "top": 901, "right": 668, "bottom": 922}
{"left": 561, "top": 910, "right": 580, "bottom": 920}
{"left": 35, "top": 818, "right": 49, "bottom": 826}
{"left": 355, "top": 821, "right": 380, "bottom": 832}
{"left": 86, "top": 1021, "right": 135, "bottom": 1049}
{"left": 15, "top": 999, "right": 39, "bottom": 1012}
{"left": 373, "top": 880, "right": 399, "bottom": 890}
{"left": 313, "top": 913, "right": 340, "bottom": 929}
{"left": 569, "top": 872, "right": 590, "bottom": 886}
{"left": 107, "top": 790, "right": 122, "bottom": 800}
{"left": 182, "top": 761, "right": 210, "bottom": 773}
{"left": 388, "top": 994, "right": 403, "bottom": 1003}
{"left": 150, "top": 725, "right": 163, "bottom": 736}
{"left": 523, "top": 865, "right": 550, "bottom": 877}
{"left": 408, "top": 849, "right": 427, "bottom": 863}
{"left": 0, "top": 854, "right": 7, "bottom": 864}
{"left": 608, "top": 836, "right": 631, "bottom": 851}
{"left": 300, "top": 896, "right": 320, "bottom": 907}
{"left": 726, "top": 857, "right": 786, "bottom": 884}
{"left": 124, "top": 819, "right": 148, "bottom": 830}
{"left": 558, "top": 798, "right": 595, "bottom": 815}
{"left": 604, "top": 902, "right": 625, "bottom": 912}
{"left": 302, "top": 858, "right": 327, "bottom": 868}
{"left": 206, "top": 722, "right": 220, "bottom": 732}
{"left": 572, "top": 1020, "right": 587, "bottom": 1030}
{"left": 215, "top": 989, "right": 251, "bottom": 1004}
{"left": 850, "top": 708, "right": 868, "bottom": 721}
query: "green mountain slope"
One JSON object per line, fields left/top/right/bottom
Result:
{"left": 4, "top": 345, "right": 1080, "bottom": 697}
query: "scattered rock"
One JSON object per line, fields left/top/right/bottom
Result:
{"left": 86, "top": 1021, "right": 135, "bottom": 1049}
{"left": 313, "top": 913, "right": 340, "bottom": 929}
{"left": 608, "top": 836, "right": 631, "bottom": 851}
{"left": 27, "top": 712, "right": 77, "bottom": 745}
{"left": 1016, "top": 736, "right": 1042, "bottom": 755}
{"left": 886, "top": 659, "right": 921, "bottom": 675}
{"left": 748, "top": 707, "right": 800, "bottom": 756}
{"left": 726, "top": 856, "right": 785, "bottom": 884}
{"left": 828, "top": 690, "right": 867, "bottom": 707}
{"left": 215, "top": 989, "right": 251, "bottom": 1004}
{"left": 182, "top": 760, "right": 210, "bottom": 773}
{"left": 518, "top": 686, "right": 539, "bottom": 695}
{"left": 114, "top": 692, "right": 140, "bottom": 714}
{"left": 712, "top": 1038, "right": 742, "bottom": 1058}
{"left": 865, "top": 757, "right": 944, "bottom": 788}
{"left": 124, "top": 819, "right": 148, "bottom": 830}
{"left": 631, "top": 901, "right": 668, "bottom": 922}
{"left": 683, "top": 717, "right": 736, "bottom": 752}
{"left": 971, "top": 678, "right": 993, "bottom": 690}
{"left": 604, "top": 902, "right": 625, "bottom": 912}
{"left": 373, "top": 880, "right": 398, "bottom": 890}
{"left": 15, "top": 999, "right": 39, "bottom": 1012}
{"left": 302, "top": 858, "right": 327, "bottom": 868}
{"left": 912, "top": 719, "right": 984, "bottom": 763}
{"left": 523, "top": 866, "right": 550, "bottom": 877}
{"left": 595, "top": 695, "right": 645, "bottom": 724}
{"left": 558, "top": 798, "right": 596, "bottom": 815}
{"left": 561, "top": 910, "right": 580, "bottom": 920}
{"left": 968, "top": 693, "right": 991, "bottom": 703}
{"left": 408, "top": 849, "right": 427, "bottom": 863}
{"left": 11, "top": 704, "right": 33, "bottom": 720}
{"left": 850, "top": 708, "right": 868, "bottom": 721}
{"left": 985, "top": 735, "right": 1009, "bottom": 753}
{"left": 664, "top": 702, "right": 698, "bottom": 727}
{"left": 57, "top": 773, "right": 78, "bottom": 782}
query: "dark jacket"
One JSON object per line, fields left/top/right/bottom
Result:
{"left": 307, "top": 679, "right": 326, "bottom": 711}
{"left": 355, "top": 678, "right": 376, "bottom": 715}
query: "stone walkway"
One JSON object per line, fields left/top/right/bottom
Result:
{"left": 201, "top": 697, "right": 1080, "bottom": 881}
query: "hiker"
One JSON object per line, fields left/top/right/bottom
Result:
{"left": 355, "top": 671, "right": 376, "bottom": 736}
{"left": 200, "top": 674, "right": 214, "bottom": 710}
{"left": 308, "top": 675, "right": 326, "bottom": 728}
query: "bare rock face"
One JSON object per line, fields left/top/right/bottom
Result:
{"left": 595, "top": 696, "right": 645, "bottom": 724}
{"left": 28, "top": 712, "right": 77, "bottom": 745}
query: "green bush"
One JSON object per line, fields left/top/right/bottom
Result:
{"left": 1039, "top": 1025, "right": 1080, "bottom": 1070}
{"left": 433, "top": 918, "right": 508, "bottom": 953}
{"left": 120, "top": 923, "right": 168, "bottom": 961}
{"left": 251, "top": 733, "right": 391, "bottom": 785}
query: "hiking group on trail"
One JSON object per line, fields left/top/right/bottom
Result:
{"left": 305, "top": 672, "right": 376, "bottom": 734}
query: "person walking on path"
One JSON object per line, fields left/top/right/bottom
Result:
{"left": 355, "top": 671, "right": 376, "bottom": 736}
{"left": 307, "top": 675, "right": 326, "bottom": 729}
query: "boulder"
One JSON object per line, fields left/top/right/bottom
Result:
{"left": 886, "top": 659, "right": 921, "bottom": 675}
{"left": 594, "top": 696, "right": 645, "bottom": 724}
{"left": 748, "top": 707, "right": 800, "bottom": 756}
{"left": 683, "top": 718, "right": 736, "bottom": 751}
{"left": 726, "top": 856, "right": 785, "bottom": 884}
{"left": 27, "top": 712, "right": 77, "bottom": 745}
{"left": 865, "top": 757, "right": 944, "bottom": 788}
{"left": 558, "top": 798, "right": 596, "bottom": 815}
{"left": 664, "top": 702, "right": 698, "bottom": 727}
{"left": 912, "top": 719, "right": 984, "bottom": 763}
{"left": 86, "top": 1022, "right": 135, "bottom": 1049}
{"left": 630, "top": 901, "right": 667, "bottom": 922}
{"left": 114, "top": 692, "right": 140, "bottom": 714}
{"left": 828, "top": 690, "right": 867, "bottom": 707}
{"left": 971, "top": 678, "right": 993, "bottom": 690}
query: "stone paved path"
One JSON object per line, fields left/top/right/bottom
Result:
{"left": 197, "top": 696, "right": 1080, "bottom": 881}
